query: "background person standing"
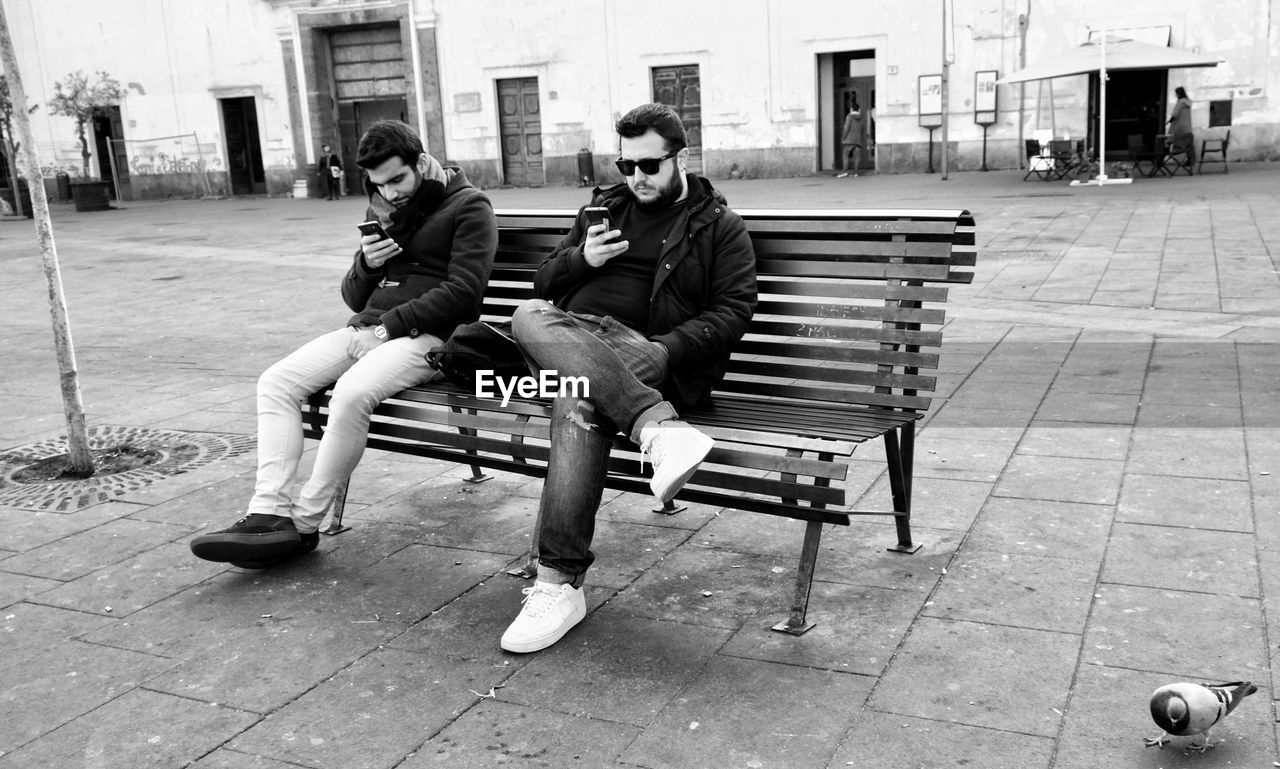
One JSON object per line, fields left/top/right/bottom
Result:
{"left": 837, "top": 99, "right": 864, "bottom": 178}
{"left": 1167, "top": 87, "right": 1196, "bottom": 169}
{"left": 319, "top": 143, "right": 343, "bottom": 200}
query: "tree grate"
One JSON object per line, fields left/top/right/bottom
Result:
{"left": 0, "top": 426, "right": 254, "bottom": 513}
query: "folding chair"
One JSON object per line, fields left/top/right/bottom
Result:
{"left": 1126, "top": 134, "right": 1161, "bottom": 177}
{"left": 1162, "top": 136, "right": 1194, "bottom": 176}
{"left": 1022, "top": 139, "right": 1053, "bottom": 181}
{"left": 1047, "top": 140, "right": 1078, "bottom": 180}
{"left": 1198, "top": 129, "right": 1230, "bottom": 174}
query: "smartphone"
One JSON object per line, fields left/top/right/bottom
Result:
{"left": 583, "top": 206, "right": 610, "bottom": 233}
{"left": 357, "top": 220, "right": 391, "bottom": 241}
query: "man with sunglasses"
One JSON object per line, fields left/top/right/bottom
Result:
{"left": 189, "top": 120, "right": 497, "bottom": 569}
{"left": 501, "top": 103, "right": 757, "bottom": 653}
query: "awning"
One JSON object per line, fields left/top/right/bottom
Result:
{"left": 997, "top": 38, "right": 1220, "bottom": 84}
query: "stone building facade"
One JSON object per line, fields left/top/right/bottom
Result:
{"left": 4, "top": 0, "right": 1276, "bottom": 199}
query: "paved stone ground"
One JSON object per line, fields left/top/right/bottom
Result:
{"left": 1, "top": 162, "right": 1278, "bottom": 768}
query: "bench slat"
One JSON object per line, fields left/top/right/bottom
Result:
{"left": 757, "top": 279, "right": 948, "bottom": 302}
{"left": 743, "top": 219, "right": 957, "bottom": 236}
{"left": 748, "top": 319, "right": 942, "bottom": 346}
{"left": 732, "top": 339, "right": 939, "bottom": 369}
{"left": 753, "top": 299, "right": 945, "bottom": 325}
{"left": 726, "top": 360, "right": 936, "bottom": 390}
{"left": 750, "top": 239, "right": 955, "bottom": 258}
{"left": 754, "top": 259, "right": 951, "bottom": 281}
{"left": 357, "top": 423, "right": 847, "bottom": 504}
{"left": 711, "top": 380, "right": 931, "bottom": 411}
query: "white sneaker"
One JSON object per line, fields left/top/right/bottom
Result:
{"left": 639, "top": 420, "right": 714, "bottom": 503}
{"left": 500, "top": 581, "right": 586, "bottom": 653}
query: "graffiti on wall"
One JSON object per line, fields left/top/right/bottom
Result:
{"left": 124, "top": 138, "right": 223, "bottom": 176}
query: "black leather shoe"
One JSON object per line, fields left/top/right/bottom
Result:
{"left": 190, "top": 514, "right": 302, "bottom": 563}
{"left": 230, "top": 531, "right": 320, "bottom": 569}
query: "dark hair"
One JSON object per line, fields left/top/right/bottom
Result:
{"left": 356, "top": 120, "right": 424, "bottom": 169}
{"left": 1175, "top": 86, "right": 1188, "bottom": 99}
{"left": 615, "top": 103, "right": 687, "bottom": 152}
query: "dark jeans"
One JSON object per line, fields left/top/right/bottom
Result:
{"left": 510, "top": 298, "right": 677, "bottom": 583}
{"left": 324, "top": 173, "right": 341, "bottom": 199}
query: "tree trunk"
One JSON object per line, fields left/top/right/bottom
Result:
{"left": 0, "top": 3, "right": 94, "bottom": 474}
{"left": 77, "top": 118, "right": 89, "bottom": 178}
{"left": 3, "top": 133, "right": 20, "bottom": 214}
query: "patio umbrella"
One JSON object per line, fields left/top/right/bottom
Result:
{"left": 997, "top": 36, "right": 1220, "bottom": 185}
{"left": 997, "top": 38, "right": 1220, "bottom": 84}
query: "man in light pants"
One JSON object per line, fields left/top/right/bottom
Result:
{"left": 190, "top": 120, "right": 496, "bottom": 568}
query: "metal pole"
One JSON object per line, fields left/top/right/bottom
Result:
{"left": 192, "top": 131, "right": 212, "bottom": 197}
{"left": 1097, "top": 32, "right": 1109, "bottom": 181}
{"left": 1069, "top": 29, "right": 1130, "bottom": 187}
{"left": 1017, "top": 12, "right": 1028, "bottom": 169}
{"left": 940, "top": 0, "right": 950, "bottom": 180}
{"left": 106, "top": 138, "right": 125, "bottom": 208}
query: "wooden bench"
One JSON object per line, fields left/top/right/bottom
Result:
{"left": 305, "top": 208, "right": 976, "bottom": 634}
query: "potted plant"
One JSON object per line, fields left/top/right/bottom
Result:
{"left": 47, "top": 70, "right": 124, "bottom": 212}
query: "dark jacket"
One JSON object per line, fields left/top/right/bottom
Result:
{"left": 345, "top": 168, "right": 494, "bottom": 340}
{"left": 342, "top": 168, "right": 497, "bottom": 341}
{"left": 535, "top": 174, "right": 757, "bottom": 409}
{"left": 319, "top": 152, "right": 342, "bottom": 175}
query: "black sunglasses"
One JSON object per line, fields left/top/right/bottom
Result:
{"left": 614, "top": 150, "right": 678, "bottom": 177}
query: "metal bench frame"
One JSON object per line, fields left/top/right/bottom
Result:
{"left": 305, "top": 208, "right": 976, "bottom": 634}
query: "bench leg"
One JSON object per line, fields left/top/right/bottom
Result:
{"left": 320, "top": 478, "right": 352, "bottom": 535}
{"left": 506, "top": 494, "right": 541, "bottom": 580}
{"left": 883, "top": 426, "right": 921, "bottom": 554}
{"left": 450, "top": 406, "right": 491, "bottom": 483}
{"left": 651, "top": 500, "right": 686, "bottom": 515}
{"left": 772, "top": 519, "right": 822, "bottom": 635}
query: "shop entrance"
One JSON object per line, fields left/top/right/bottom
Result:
{"left": 1088, "top": 68, "right": 1167, "bottom": 161}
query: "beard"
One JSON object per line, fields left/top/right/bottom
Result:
{"left": 628, "top": 171, "right": 685, "bottom": 211}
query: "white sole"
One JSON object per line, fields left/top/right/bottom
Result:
{"left": 500, "top": 604, "right": 586, "bottom": 653}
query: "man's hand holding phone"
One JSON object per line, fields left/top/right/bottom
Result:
{"left": 582, "top": 206, "right": 628, "bottom": 268}
{"left": 358, "top": 221, "right": 402, "bottom": 269}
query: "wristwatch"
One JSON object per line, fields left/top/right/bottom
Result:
{"left": 373, "top": 325, "right": 388, "bottom": 341}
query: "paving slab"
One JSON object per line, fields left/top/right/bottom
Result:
{"left": 3, "top": 164, "right": 1280, "bottom": 765}
{"left": 403, "top": 698, "right": 642, "bottom": 767}
{"left": 227, "top": 647, "right": 497, "bottom": 769}
{"left": 833, "top": 711, "right": 1055, "bottom": 769}
{"left": 620, "top": 655, "right": 874, "bottom": 769}
{"left": 0, "top": 688, "right": 259, "bottom": 769}
{"left": 869, "top": 617, "right": 1078, "bottom": 737}
{"left": 1083, "top": 584, "right": 1266, "bottom": 681}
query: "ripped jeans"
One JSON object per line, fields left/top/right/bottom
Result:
{"left": 510, "top": 298, "right": 678, "bottom": 583}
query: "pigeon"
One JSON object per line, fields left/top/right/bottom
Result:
{"left": 1145, "top": 680, "right": 1257, "bottom": 752}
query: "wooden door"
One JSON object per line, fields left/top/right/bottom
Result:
{"left": 651, "top": 65, "right": 702, "bottom": 173}
{"left": 338, "top": 98, "right": 407, "bottom": 192}
{"left": 497, "top": 77, "right": 543, "bottom": 186}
